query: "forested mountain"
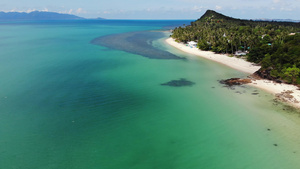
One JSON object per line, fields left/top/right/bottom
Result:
{"left": 0, "top": 11, "right": 84, "bottom": 20}
{"left": 172, "top": 10, "right": 300, "bottom": 84}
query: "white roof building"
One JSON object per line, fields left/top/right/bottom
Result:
{"left": 188, "top": 41, "right": 197, "bottom": 48}
{"left": 235, "top": 50, "right": 247, "bottom": 56}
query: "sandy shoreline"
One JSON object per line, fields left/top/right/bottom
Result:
{"left": 165, "top": 38, "right": 260, "bottom": 74}
{"left": 165, "top": 37, "right": 300, "bottom": 108}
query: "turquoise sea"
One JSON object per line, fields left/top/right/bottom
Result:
{"left": 0, "top": 20, "right": 300, "bottom": 169}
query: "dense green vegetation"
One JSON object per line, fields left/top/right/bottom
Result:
{"left": 260, "top": 34, "right": 300, "bottom": 84}
{"left": 172, "top": 10, "right": 300, "bottom": 84}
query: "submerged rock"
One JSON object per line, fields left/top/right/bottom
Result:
{"left": 161, "top": 78, "right": 195, "bottom": 87}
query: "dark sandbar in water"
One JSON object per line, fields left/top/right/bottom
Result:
{"left": 91, "top": 31, "right": 183, "bottom": 60}
{"left": 161, "top": 78, "right": 195, "bottom": 87}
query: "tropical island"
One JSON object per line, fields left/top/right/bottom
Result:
{"left": 167, "top": 10, "right": 300, "bottom": 107}
{"left": 0, "top": 11, "right": 85, "bottom": 20}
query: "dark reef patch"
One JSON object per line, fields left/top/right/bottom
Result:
{"left": 161, "top": 78, "right": 195, "bottom": 87}
{"left": 91, "top": 31, "right": 183, "bottom": 60}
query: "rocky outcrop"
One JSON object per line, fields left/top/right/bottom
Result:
{"left": 275, "top": 90, "right": 300, "bottom": 104}
{"left": 220, "top": 78, "right": 252, "bottom": 86}
{"left": 254, "top": 68, "right": 283, "bottom": 83}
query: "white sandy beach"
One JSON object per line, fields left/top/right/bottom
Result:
{"left": 249, "top": 79, "right": 300, "bottom": 108}
{"left": 166, "top": 37, "right": 300, "bottom": 108}
{"left": 165, "top": 38, "right": 260, "bottom": 74}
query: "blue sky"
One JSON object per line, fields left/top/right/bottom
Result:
{"left": 0, "top": 0, "right": 299, "bottom": 20}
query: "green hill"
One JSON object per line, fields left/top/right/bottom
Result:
{"left": 196, "top": 10, "right": 237, "bottom": 22}
{"left": 172, "top": 10, "right": 300, "bottom": 84}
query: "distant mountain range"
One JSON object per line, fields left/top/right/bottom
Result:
{"left": 0, "top": 11, "right": 86, "bottom": 20}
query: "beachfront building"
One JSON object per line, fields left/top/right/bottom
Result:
{"left": 235, "top": 50, "right": 247, "bottom": 56}
{"left": 188, "top": 41, "right": 197, "bottom": 48}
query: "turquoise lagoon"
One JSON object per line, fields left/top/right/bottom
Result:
{"left": 0, "top": 20, "right": 300, "bottom": 169}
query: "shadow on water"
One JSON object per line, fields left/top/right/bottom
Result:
{"left": 91, "top": 31, "right": 184, "bottom": 60}
{"left": 161, "top": 78, "right": 195, "bottom": 87}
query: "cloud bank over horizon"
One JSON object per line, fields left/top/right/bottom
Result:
{"left": 0, "top": 0, "right": 299, "bottom": 19}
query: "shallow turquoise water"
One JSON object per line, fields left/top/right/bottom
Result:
{"left": 0, "top": 20, "right": 300, "bottom": 169}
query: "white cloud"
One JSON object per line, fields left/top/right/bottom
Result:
{"left": 216, "top": 5, "right": 222, "bottom": 10}
{"left": 103, "top": 11, "right": 111, "bottom": 14}
{"left": 3, "top": 8, "right": 37, "bottom": 13}
{"left": 41, "top": 8, "right": 49, "bottom": 12}
{"left": 192, "top": 6, "right": 203, "bottom": 12}
{"left": 280, "top": 7, "right": 293, "bottom": 11}
{"left": 68, "top": 9, "right": 73, "bottom": 14}
{"left": 273, "top": 0, "right": 281, "bottom": 3}
{"left": 56, "top": 8, "right": 87, "bottom": 15}
{"left": 76, "top": 8, "right": 83, "bottom": 14}
{"left": 26, "top": 9, "right": 36, "bottom": 13}
{"left": 269, "top": 0, "right": 295, "bottom": 12}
